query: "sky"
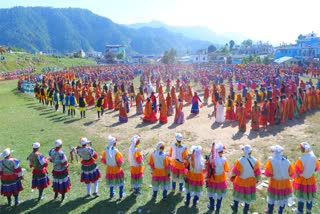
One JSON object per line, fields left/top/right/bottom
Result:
{"left": 1, "top": 0, "right": 319, "bottom": 45}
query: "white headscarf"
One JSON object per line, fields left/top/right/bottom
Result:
{"left": 241, "top": 144, "right": 252, "bottom": 158}
{"left": 215, "top": 142, "right": 224, "bottom": 166}
{"left": 0, "top": 148, "right": 10, "bottom": 159}
{"left": 300, "top": 142, "right": 315, "bottom": 156}
{"left": 191, "top": 146, "right": 204, "bottom": 172}
{"left": 129, "top": 135, "right": 140, "bottom": 165}
{"left": 156, "top": 141, "right": 165, "bottom": 151}
{"left": 107, "top": 135, "right": 117, "bottom": 158}
{"left": 271, "top": 145, "right": 284, "bottom": 160}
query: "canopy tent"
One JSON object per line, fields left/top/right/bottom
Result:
{"left": 274, "top": 56, "right": 298, "bottom": 64}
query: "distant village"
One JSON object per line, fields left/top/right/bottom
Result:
{"left": 2, "top": 32, "right": 320, "bottom": 67}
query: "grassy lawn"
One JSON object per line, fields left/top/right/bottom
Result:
{"left": 0, "top": 53, "right": 96, "bottom": 73}
{"left": 0, "top": 79, "right": 319, "bottom": 214}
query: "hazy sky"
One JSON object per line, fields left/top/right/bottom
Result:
{"left": 2, "top": 0, "right": 319, "bottom": 45}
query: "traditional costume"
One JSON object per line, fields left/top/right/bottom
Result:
{"left": 0, "top": 148, "right": 23, "bottom": 206}
{"left": 207, "top": 143, "right": 229, "bottom": 212}
{"left": 148, "top": 141, "right": 171, "bottom": 199}
{"left": 184, "top": 146, "right": 205, "bottom": 207}
{"left": 293, "top": 142, "right": 320, "bottom": 214}
{"left": 101, "top": 136, "right": 125, "bottom": 199}
{"left": 169, "top": 133, "right": 188, "bottom": 192}
{"left": 190, "top": 92, "right": 202, "bottom": 114}
{"left": 128, "top": 135, "right": 144, "bottom": 195}
{"left": 77, "top": 138, "right": 101, "bottom": 197}
{"left": 264, "top": 145, "right": 295, "bottom": 214}
{"left": 230, "top": 145, "right": 261, "bottom": 214}
{"left": 27, "top": 142, "right": 50, "bottom": 201}
{"left": 49, "top": 139, "right": 71, "bottom": 201}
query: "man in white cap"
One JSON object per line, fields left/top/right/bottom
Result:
{"left": 230, "top": 145, "right": 261, "bottom": 214}
{"left": 169, "top": 133, "right": 189, "bottom": 192}
{"left": 206, "top": 142, "right": 229, "bottom": 213}
{"left": 128, "top": 135, "right": 144, "bottom": 195}
{"left": 293, "top": 142, "right": 320, "bottom": 214}
{"left": 264, "top": 145, "right": 295, "bottom": 214}
{"left": 101, "top": 135, "right": 125, "bottom": 199}
{"left": 77, "top": 137, "right": 101, "bottom": 197}
{"left": 0, "top": 148, "right": 23, "bottom": 206}
{"left": 48, "top": 139, "right": 71, "bottom": 201}
{"left": 27, "top": 142, "right": 50, "bottom": 201}
{"left": 148, "top": 141, "right": 171, "bottom": 199}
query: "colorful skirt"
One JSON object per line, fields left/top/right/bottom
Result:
{"left": 171, "top": 163, "right": 187, "bottom": 183}
{"left": 152, "top": 169, "right": 170, "bottom": 191}
{"left": 81, "top": 162, "right": 102, "bottom": 184}
{"left": 232, "top": 176, "right": 257, "bottom": 203}
{"left": 136, "top": 104, "right": 143, "bottom": 114}
{"left": 106, "top": 168, "right": 125, "bottom": 187}
{"left": 130, "top": 166, "right": 144, "bottom": 188}
{"left": 191, "top": 102, "right": 199, "bottom": 114}
{"left": 52, "top": 169, "right": 71, "bottom": 194}
{"left": 167, "top": 105, "right": 174, "bottom": 116}
{"left": 185, "top": 171, "right": 204, "bottom": 197}
{"left": 207, "top": 173, "right": 228, "bottom": 199}
{"left": 267, "top": 178, "right": 292, "bottom": 206}
{"left": 32, "top": 168, "right": 50, "bottom": 189}
{"left": 119, "top": 114, "right": 128, "bottom": 123}
{"left": 1, "top": 175, "right": 23, "bottom": 196}
{"left": 293, "top": 175, "right": 317, "bottom": 202}
{"left": 174, "top": 112, "right": 185, "bottom": 124}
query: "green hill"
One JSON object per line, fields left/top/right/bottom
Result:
{"left": 0, "top": 7, "right": 210, "bottom": 55}
{"left": 0, "top": 52, "right": 96, "bottom": 72}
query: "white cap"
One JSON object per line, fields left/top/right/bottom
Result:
{"left": 32, "top": 142, "right": 41, "bottom": 149}
{"left": 300, "top": 142, "right": 311, "bottom": 152}
{"left": 131, "top": 135, "right": 141, "bottom": 145}
{"left": 191, "top": 145, "right": 202, "bottom": 153}
{"left": 80, "top": 137, "right": 89, "bottom": 145}
{"left": 175, "top": 133, "right": 183, "bottom": 141}
{"left": 270, "top": 145, "right": 284, "bottom": 153}
{"left": 54, "top": 139, "right": 62, "bottom": 147}
{"left": 1, "top": 148, "right": 10, "bottom": 157}
{"left": 215, "top": 142, "right": 225, "bottom": 153}
{"left": 108, "top": 135, "right": 117, "bottom": 148}
{"left": 156, "top": 141, "right": 165, "bottom": 150}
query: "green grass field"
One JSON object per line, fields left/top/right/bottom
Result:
{"left": 0, "top": 79, "right": 319, "bottom": 214}
{"left": 0, "top": 52, "right": 96, "bottom": 73}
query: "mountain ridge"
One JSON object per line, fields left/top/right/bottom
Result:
{"left": 0, "top": 7, "right": 211, "bottom": 55}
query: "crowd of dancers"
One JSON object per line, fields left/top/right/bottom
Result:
{"left": 16, "top": 63, "right": 320, "bottom": 132}
{"left": 0, "top": 133, "right": 319, "bottom": 214}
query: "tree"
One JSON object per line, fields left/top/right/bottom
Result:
{"left": 229, "top": 40, "right": 235, "bottom": 51}
{"left": 117, "top": 52, "right": 124, "bottom": 60}
{"left": 162, "top": 48, "right": 177, "bottom": 64}
{"left": 0, "top": 46, "right": 7, "bottom": 55}
{"left": 105, "top": 51, "right": 115, "bottom": 64}
{"left": 241, "top": 39, "right": 253, "bottom": 47}
{"left": 255, "top": 56, "right": 262, "bottom": 64}
{"left": 207, "top": 45, "right": 217, "bottom": 53}
{"left": 263, "top": 56, "right": 272, "bottom": 65}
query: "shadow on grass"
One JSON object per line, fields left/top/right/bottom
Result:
{"left": 83, "top": 120, "right": 97, "bottom": 126}
{"left": 25, "top": 196, "right": 93, "bottom": 214}
{"left": 232, "top": 131, "right": 245, "bottom": 140}
{"left": 64, "top": 118, "right": 79, "bottom": 124}
{"left": 85, "top": 194, "right": 136, "bottom": 213}
{"left": 136, "top": 121, "right": 154, "bottom": 128}
{"left": 151, "top": 122, "right": 166, "bottom": 129}
{"left": 109, "top": 121, "right": 124, "bottom": 127}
